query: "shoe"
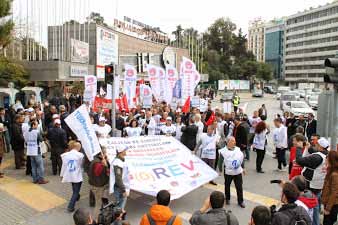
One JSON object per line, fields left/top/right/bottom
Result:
{"left": 257, "top": 170, "right": 265, "bottom": 173}
{"left": 66, "top": 208, "right": 75, "bottom": 213}
{"left": 226, "top": 200, "right": 230, "bottom": 205}
{"left": 33, "top": 180, "right": 38, "bottom": 184}
{"left": 38, "top": 179, "right": 49, "bottom": 184}
{"left": 209, "top": 181, "right": 217, "bottom": 186}
{"left": 238, "top": 203, "right": 246, "bottom": 208}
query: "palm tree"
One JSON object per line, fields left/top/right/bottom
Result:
{"left": 172, "top": 25, "right": 183, "bottom": 48}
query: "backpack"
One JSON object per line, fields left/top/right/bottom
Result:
{"left": 280, "top": 208, "right": 308, "bottom": 225}
{"left": 147, "top": 213, "right": 176, "bottom": 225}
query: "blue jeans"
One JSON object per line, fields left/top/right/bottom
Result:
{"left": 30, "top": 155, "right": 44, "bottom": 183}
{"left": 68, "top": 182, "right": 82, "bottom": 210}
{"left": 113, "top": 187, "right": 127, "bottom": 210}
{"left": 312, "top": 191, "right": 321, "bottom": 225}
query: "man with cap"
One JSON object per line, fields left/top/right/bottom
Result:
{"left": 160, "top": 117, "right": 176, "bottom": 136}
{"left": 296, "top": 137, "right": 330, "bottom": 225}
{"left": 47, "top": 119, "right": 68, "bottom": 175}
{"left": 112, "top": 145, "right": 130, "bottom": 212}
{"left": 93, "top": 117, "right": 111, "bottom": 139}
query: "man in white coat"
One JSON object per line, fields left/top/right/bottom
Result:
{"left": 112, "top": 145, "right": 130, "bottom": 212}
{"left": 219, "top": 136, "right": 245, "bottom": 208}
{"left": 60, "top": 141, "right": 84, "bottom": 212}
{"left": 141, "top": 110, "right": 156, "bottom": 136}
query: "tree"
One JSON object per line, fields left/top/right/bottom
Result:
{"left": 0, "top": 0, "right": 14, "bottom": 50}
{"left": 89, "top": 12, "right": 107, "bottom": 27}
{"left": 172, "top": 25, "right": 183, "bottom": 47}
{"left": 0, "top": 56, "right": 29, "bottom": 88}
{"left": 257, "top": 63, "right": 273, "bottom": 81}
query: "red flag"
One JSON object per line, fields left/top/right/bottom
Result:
{"left": 182, "top": 96, "right": 191, "bottom": 113}
{"left": 206, "top": 111, "right": 215, "bottom": 126}
{"left": 122, "top": 94, "right": 129, "bottom": 112}
{"left": 115, "top": 98, "right": 122, "bottom": 111}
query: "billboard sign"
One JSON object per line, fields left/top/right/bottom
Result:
{"left": 71, "top": 39, "right": 89, "bottom": 63}
{"left": 96, "top": 27, "right": 119, "bottom": 79}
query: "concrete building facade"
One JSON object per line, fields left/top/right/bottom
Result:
{"left": 248, "top": 19, "right": 265, "bottom": 62}
{"left": 264, "top": 19, "right": 285, "bottom": 80}
{"left": 284, "top": 2, "right": 338, "bottom": 83}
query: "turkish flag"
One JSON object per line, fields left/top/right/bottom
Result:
{"left": 206, "top": 111, "right": 215, "bottom": 126}
{"left": 122, "top": 94, "right": 129, "bottom": 112}
{"left": 182, "top": 96, "right": 191, "bottom": 113}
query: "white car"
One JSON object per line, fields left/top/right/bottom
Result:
{"left": 308, "top": 95, "right": 319, "bottom": 110}
{"left": 288, "top": 91, "right": 301, "bottom": 101}
{"left": 284, "top": 101, "right": 315, "bottom": 117}
{"left": 298, "top": 90, "right": 305, "bottom": 98}
{"left": 276, "top": 86, "right": 291, "bottom": 100}
{"left": 280, "top": 93, "right": 297, "bottom": 110}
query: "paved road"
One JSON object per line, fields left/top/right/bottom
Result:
{"left": 0, "top": 93, "right": 289, "bottom": 225}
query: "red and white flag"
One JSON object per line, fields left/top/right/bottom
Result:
{"left": 123, "top": 64, "right": 137, "bottom": 108}
{"left": 165, "top": 65, "right": 178, "bottom": 104}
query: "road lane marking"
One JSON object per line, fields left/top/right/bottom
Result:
{"left": 0, "top": 176, "right": 66, "bottom": 212}
{"left": 204, "top": 183, "right": 279, "bottom": 206}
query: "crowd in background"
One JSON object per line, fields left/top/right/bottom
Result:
{"left": 0, "top": 89, "right": 337, "bottom": 225}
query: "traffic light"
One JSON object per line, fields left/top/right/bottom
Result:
{"left": 324, "top": 58, "right": 338, "bottom": 83}
{"left": 105, "top": 64, "right": 114, "bottom": 83}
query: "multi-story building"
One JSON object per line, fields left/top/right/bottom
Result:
{"left": 264, "top": 18, "right": 285, "bottom": 80}
{"left": 248, "top": 19, "right": 265, "bottom": 62}
{"left": 284, "top": 2, "right": 338, "bottom": 83}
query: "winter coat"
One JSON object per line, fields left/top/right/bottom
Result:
{"left": 11, "top": 122, "right": 24, "bottom": 151}
{"left": 272, "top": 203, "right": 311, "bottom": 225}
{"left": 139, "top": 205, "right": 182, "bottom": 225}
{"left": 181, "top": 124, "right": 198, "bottom": 151}
{"left": 322, "top": 171, "right": 338, "bottom": 212}
{"left": 189, "top": 208, "right": 239, "bottom": 225}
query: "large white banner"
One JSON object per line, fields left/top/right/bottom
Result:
{"left": 181, "top": 57, "right": 197, "bottom": 104}
{"left": 101, "top": 136, "right": 218, "bottom": 199}
{"left": 165, "top": 65, "right": 178, "bottom": 104}
{"left": 84, "top": 75, "right": 97, "bottom": 103}
{"left": 140, "top": 84, "right": 153, "bottom": 108}
{"left": 124, "top": 64, "right": 137, "bottom": 108}
{"left": 65, "top": 105, "right": 101, "bottom": 161}
{"left": 96, "top": 27, "right": 119, "bottom": 79}
{"left": 146, "top": 64, "right": 161, "bottom": 102}
{"left": 71, "top": 39, "right": 89, "bottom": 63}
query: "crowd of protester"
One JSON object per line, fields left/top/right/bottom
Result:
{"left": 0, "top": 90, "right": 337, "bottom": 225}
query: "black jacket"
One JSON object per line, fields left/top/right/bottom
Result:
{"left": 234, "top": 123, "right": 248, "bottom": 149}
{"left": 11, "top": 122, "right": 24, "bottom": 151}
{"left": 181, "top": 124, "right": 198, "bottom": 151}
{"left": 272, "top": 203, "right": 311, "bottom": 225}
{"left": 306, "top": 120, "right": 317, "bottom": 139}
{"left": 190, "top": 208, "right": 239, "bottom": 225}
{"left": 296, "top": 150, "right": 328, "bottom": 185}
{"left": 47, "top": 126, "right": 68, "bottom": 151}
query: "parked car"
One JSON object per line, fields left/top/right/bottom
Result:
{"left": 276, "top": 86, "right": 291, "bottom": 100}
{"left": 220, "top": 92, "right": 233, "bottom": 103}
{"left": 308, "top": 95, "right": 319, "bottom": 110}
{"left": 280, "top": 93, "right": 297, "bottom": 110}
{"left": 263, "top": 86, "right": 276, "bottom": 94}
{"left": 288, "top": 91, "right": 301, "bottom": 101}
{"left": 298, "top": 89, "right": 305, "bottom": 98}
{"left": 283, "top": 101, "right": 315, "bottom": 117}
{"left": 312, "top": 88, "right": 322, "bottom": 94}
{"left": 252, "top": 88, "right": 264, "bottom": 97}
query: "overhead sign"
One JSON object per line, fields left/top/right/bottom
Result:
{"left": 101, "top": 136, "right": 218, "bottom": 199}
{"left": 71, "top": 39, "right": 89, "bottom": 63}
{"left": 96, "top": 27, "right": 119, "bottom": 79}
{"left": 70, "top": 65, "right": 88, "bottom": 77}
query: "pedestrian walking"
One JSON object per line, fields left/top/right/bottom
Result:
{"left": 252, "top": 121, "right": 269, "bottom": 173}
{"left": 219, "top": 136, "right": 245, "bottom": 208}
{"left": 60, "top": 141, "right": 84, "bottom": 213}
{"left": 273, "top": 118, "right": 288, "bottom": 172}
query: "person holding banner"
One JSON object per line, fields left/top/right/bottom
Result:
{"left": 112, "top": 145, "right": 130, "bottom": 212}
{"left": 219, "top": 136, "right": 245, "bottom": 208}
{"left": 161, "top": 117, "right": 176, "bottom": 137}
{"left": 93, "top": 117, "right": 112, "bottom": 139}
{"left": 60, "top": 141, "right": 84, "bottom": 213}
{"left": 195, "top": 125, "right": 219, "bottom": 186}
{"left": 124, "top": 119, "right": 142, "bottom": 137}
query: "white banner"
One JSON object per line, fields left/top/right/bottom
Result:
{"left": 140, "top": 84, "right": 153, "bottom": 108}
{"left": 65, "top": 105, "right": 101, "bottom": 161}
{"left": 181, "top": 57, "right": 197, "bottom": 104}
{"left": 191, "top": 96, "right": 200, "bottom": 108}
{"left": 84, "top": 75, "right": 97, "bottom": 103}
{"left": 199, "top": 99, "right": 208, "bottom": 112}
{"left": 165, "top": 65, "right": 178, "bottom": 104}
{"left": 124, "top": 64, "right": 137, "bottom": 108}
{"left": 71, "top": 39, "right": 89, "bottom": 63}
{"left": 96, "top": 27, "right": 119, "bottom": 79}
{"left": 101, "top": 136, "right": 218, "bottom": 200}
{"left": 146, "top": 64, "right": 161, "bottom": 102}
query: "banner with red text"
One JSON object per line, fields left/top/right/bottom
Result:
{"left": 123, "top": 64, "right": 137, "bottom": 108}
{"left": 93, "top": 97, "right": 112, "bottom": 113}
{"left": 146, "top": 64, "right": 161, "bottom": 102}
{"left": 165, "top": 65, "right": 178, "bottom": 104}
{"left": 101, "top": 136, "right": 218, "bottom": 199}
{"left": 180, "top": 57, "right": 197, "bottom": 104}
